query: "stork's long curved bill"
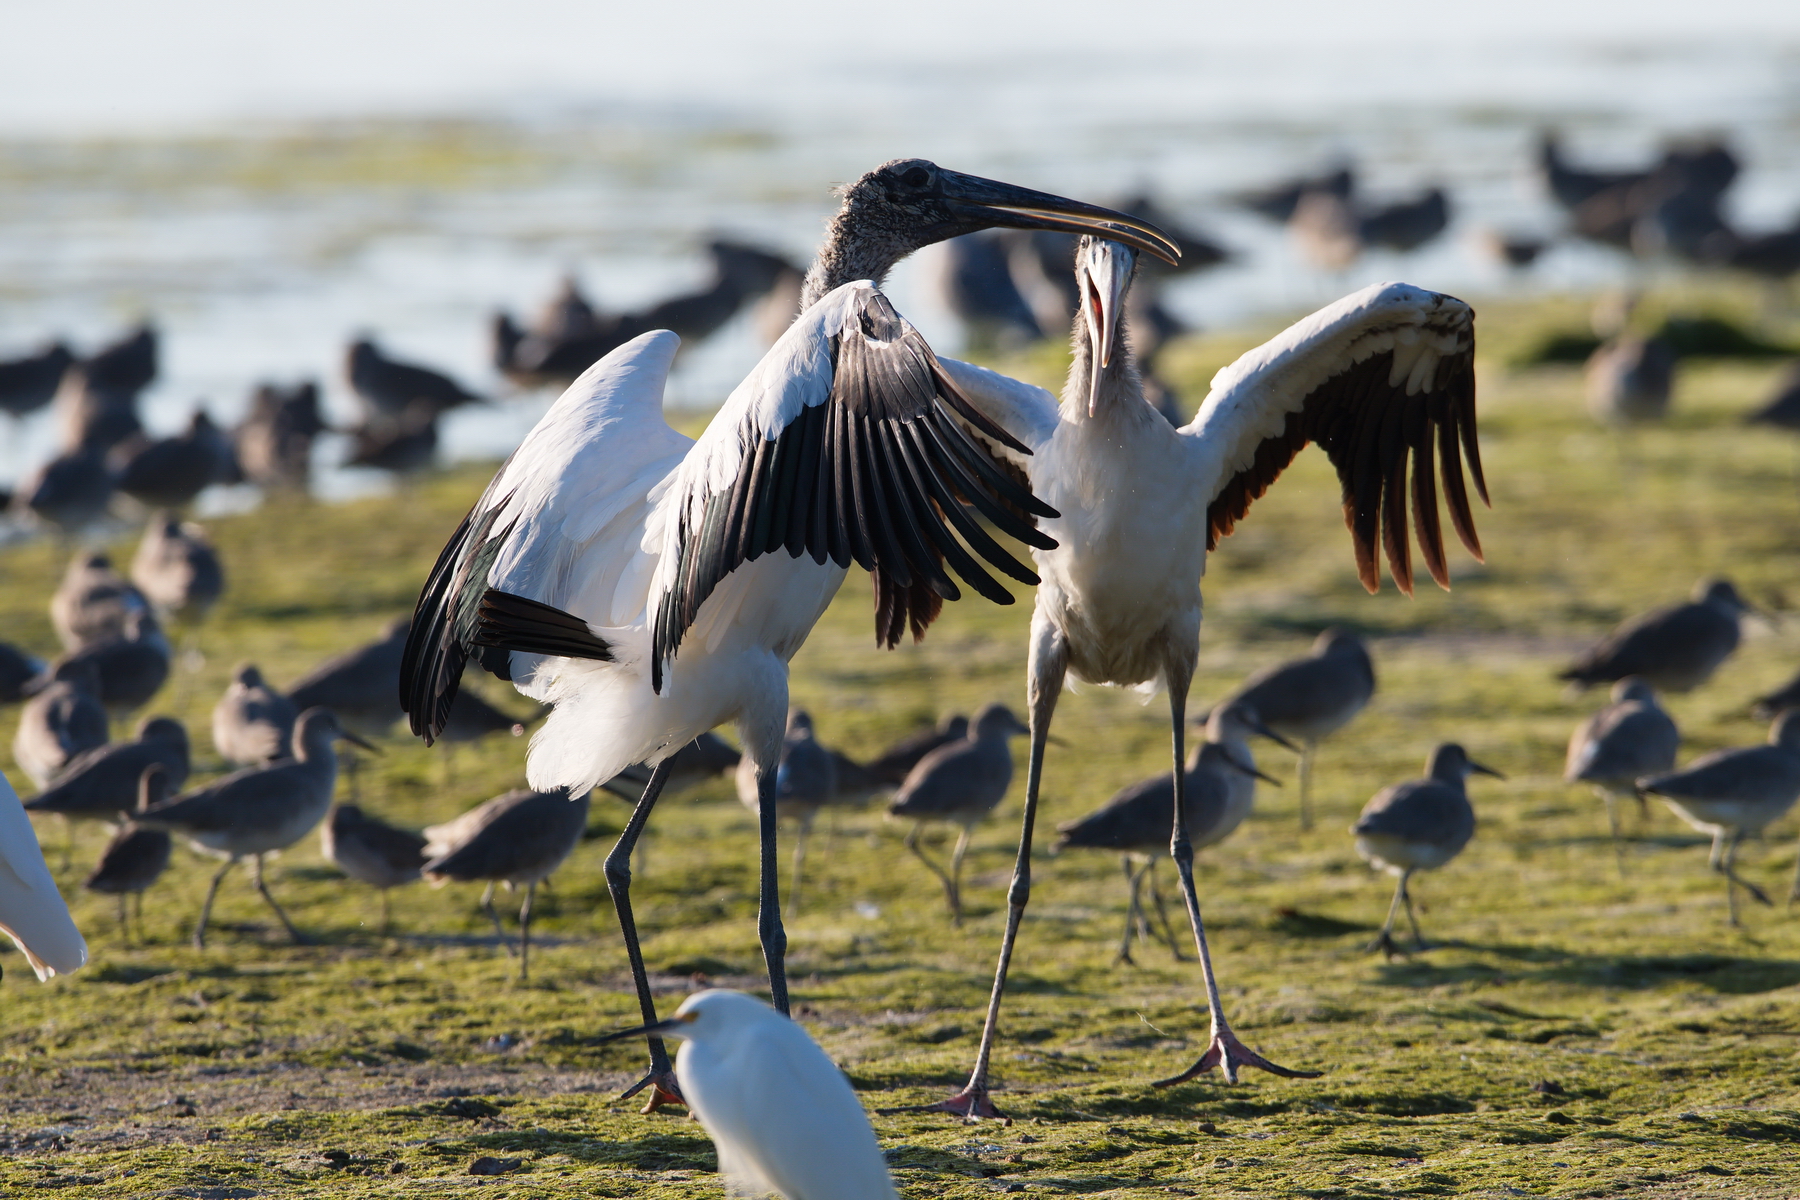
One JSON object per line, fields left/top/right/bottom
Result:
{"left": 940, "top": 170, "right": 1182, "bottom": 266}
{"left": 1079, "top": 239, "right": 1132, "bottom": 416}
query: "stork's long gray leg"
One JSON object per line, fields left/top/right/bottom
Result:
{"left": 1154, "top": 648, "right": 1319, "bottom": 1089}
{"left": 905, "top": 619, "right": 1067, "bottom": 1122}
{"left": 193, "top": 858, "right": 235, "bottom": 949}
{"left": 249, "top": 854, "right": 309, "bottom": 945}
{"left": 116, "top": 895, "right": 131, "bottom": 946}
{"left": 480, "top": 881, "right": 515, "bottom": 955}
{"left": 753, "top": 749, "right": 790, "bottom": 1016}
{"left": 604, "top": 759, "right": 683, "bottom": 1113}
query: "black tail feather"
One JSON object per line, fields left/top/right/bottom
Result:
{"left": 475, "top": 590, "right": 614, "bottom": 663}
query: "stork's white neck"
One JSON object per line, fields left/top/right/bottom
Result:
{"left": 1063, "top": 299, "right": 1152, "bottom": 425}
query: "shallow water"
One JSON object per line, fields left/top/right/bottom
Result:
{"left": 1, "top": 30, "right": 1797, "bottom": 508}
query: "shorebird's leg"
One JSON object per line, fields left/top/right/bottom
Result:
{"left": 603, "top": 759, "right": 684, "bottom": 1112}
{"left": 908, "top": 618, "right": 1067, "bottom": 1122}
{"left": 1400, "top": 869, "right": 1429, "bottom": 950}
{"left": 1155, "top": 647, "right": 1320, "bottom": 1089}
{"left": 904, "top": 823, "right": 958, "bottom": 919}
{"left": 1297, "top": 740, "right": 1317, "bottom": 831}
{"left": 1368, "top": 869, "right": 1408, "bottom": 958}
{"left": 947, "top": 825, "right": 974, "bottom": 926}
{"left": 1599, "top": 789, "right": 1627, "bottom": 878}
{"left": 1715, "top": 830, "right": 1771, "bottom": 924}
{"left": 1117, "top": 855, "right": 1147, "bottom": 965}
{"left": 1789, "top": 828, "right": 1800, "bottom": 907}
{"left": 1147, "top": 858, "right": 1186, "bottom": 960}
{"left": 250, "top": 854, "right": 309, "bottom": 945}
{"left": 517, "top": 882, "right": 536, "bottom": 984}
{"left": 479, "top": 881, "right": 515, "bottom": 955}
{"left": 116, "top": 895, "right": 131, "bottom": 946}
{"left": 193, "top": 858, "right": 235, "bottom": 949}
{"left": 787, "top": 811, "right": 814, "bottom": 920}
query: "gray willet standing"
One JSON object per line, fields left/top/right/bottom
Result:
{"left": 51, "top": 552, "right": 148, "bottom": 651}
{"left": 14, "top": 659, "right": 108, "bottom": 788}
{"left": 888, "top": 703, "right": 1030, "bottom": 925}
{"left": 1637, "top": 709, "right": 1800, "bottom": 924}
{"left": 131, "top": 515, "right": 225, "bottom": 629}
{"left": 139, "top": 708, "right": 373, "bottom": 947}
{"left": 1559, "top": 579, "right": 1754, "bottom": 693}
{"left": 321, "top": 803, "right": 426, "bottom": 932}
{"left": 865, "top": 714, "right": 970, "bottom": 786}
{"left": 33, "top": 609, "right": 171, "bottom": 715}
{"left": 1564, "top": 677, "right": 1679, "bottom": 870}
{"left": 84, "top": 765, "right": 174, "bottom": 944}
{"left": 1055, "top": 701, "right": 1285, "bottom": 963}
{"left": 1223, "top": 628, "right": 1374, "bottom": 829}
{"left": 1353, "top": 743, "right": 1501, "bottom": 957}
{"left": 24, "top": 715, "right": 188, "bottom": 863}
{"left": 212, "top": 663, "right": 297, "bottom": 767}
{"left": 422, "top": 787, "right": 590, "bottom": 982}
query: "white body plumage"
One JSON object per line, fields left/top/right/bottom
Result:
{"left": 0, "top": 767, "right": 87, "bottom": 980}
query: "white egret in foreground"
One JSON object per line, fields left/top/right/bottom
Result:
{"left": 1, "top": 767, "right": 88, "bottom": 981}
{"left": 602, "top": 989, "right": 898, "bottom": 1200}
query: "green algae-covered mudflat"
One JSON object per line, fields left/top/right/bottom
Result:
{"left": 5, "top": 288, "right": 1800, "bottom": 1198}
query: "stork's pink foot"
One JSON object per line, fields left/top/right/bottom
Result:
{"left": 620, "top": 1067, "right": 686, "bottom": 1114}
{"left": 880, "top": 1081, "right": 1010, "bottom": 1123}
{"left": 1152, "top": 1027, "right": 1322, "bottom": 1088}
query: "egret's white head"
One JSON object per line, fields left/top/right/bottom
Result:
{"left": 1076, "top": 236, "right": 1139, "bottom": 417}
{"left": 654, "top": 988, "right": 783, "bottom": 1043}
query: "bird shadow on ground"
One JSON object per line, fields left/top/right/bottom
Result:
{"left": 1367, "top": 941, "right": 1800, "bottom": 995}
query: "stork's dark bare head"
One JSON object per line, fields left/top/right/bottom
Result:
{"left": 802, "top": 158, "right": 1180, "bottom": 310}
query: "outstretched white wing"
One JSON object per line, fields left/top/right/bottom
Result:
{"left": 1183, "top": 282, "right": 1485, "bottom": 594}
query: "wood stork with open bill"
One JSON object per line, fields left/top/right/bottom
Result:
{"left": 397, "top": 158, "right": 1179, "bottom": 1111}
{"left": 902, "top": 235, "right": 1485, "bottom": 1119}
